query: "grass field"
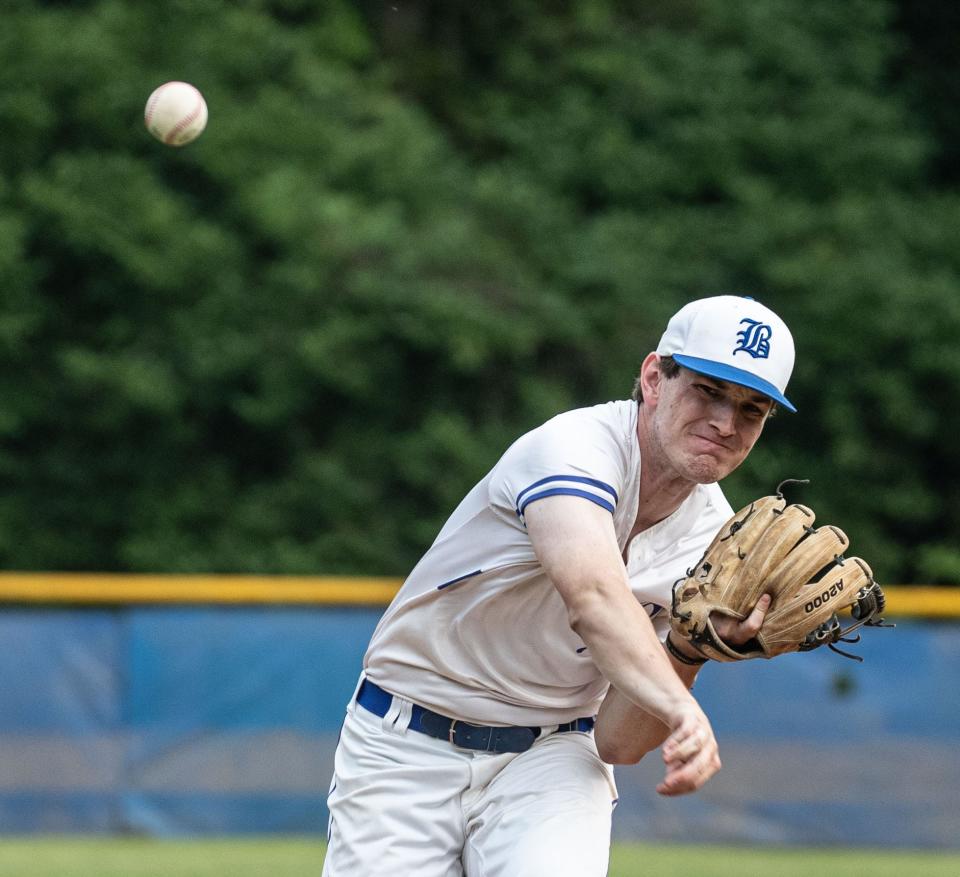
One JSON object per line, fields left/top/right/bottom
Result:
{"left": 0, "top": 837, "right": 958, "bottom": 876}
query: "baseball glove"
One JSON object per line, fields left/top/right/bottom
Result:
{"left": 670, "top": 482, "right": 890, "bottom": 662}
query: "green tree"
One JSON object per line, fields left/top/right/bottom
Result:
{"left": 366, "top": 0, "right": 960, "bottom": 581}
{"left": 1, "top": 0, "right": 958, "bottom": 583}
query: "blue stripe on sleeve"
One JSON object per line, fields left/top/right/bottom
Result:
{"left": 518, "top": 487, "right": 615, "bottom": 518}
{"left": 515, "top": 475, "right": 618, "bottom": 516}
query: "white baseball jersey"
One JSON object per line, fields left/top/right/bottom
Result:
{"left": 363, "top": 400, "right": 733, "bottom": 727}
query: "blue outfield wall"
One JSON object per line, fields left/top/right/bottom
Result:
{"left": 0, "top": 607, "right": 957, "bottom": 847}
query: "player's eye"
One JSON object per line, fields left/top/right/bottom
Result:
{"left": 695, "top": 384, "right": 721, "bottom": 398}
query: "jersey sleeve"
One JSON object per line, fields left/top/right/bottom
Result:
{"left": 487, "top": 407, "right": 628, "bottom": 527}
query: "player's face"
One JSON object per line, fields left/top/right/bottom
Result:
{"left": 647, "top": 363, "right": 772, "bottom": 484}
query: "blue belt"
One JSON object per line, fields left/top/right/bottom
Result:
{"left": 356, "top": 679, "right": 594, "bottom": 754}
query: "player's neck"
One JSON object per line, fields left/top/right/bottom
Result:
{"left": 633, "top": 407, "right": 698, "bottom": 534}
{"left": 634, "top": 470, "right": 694, "bottom": 532}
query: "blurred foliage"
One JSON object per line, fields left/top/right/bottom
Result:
{"left": 0, "top": 0, "right": 958, "bottom": 582}
{"left": 893, "top": 2, "right": 960, "bottom": 185}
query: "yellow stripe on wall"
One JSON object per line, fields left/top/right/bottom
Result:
{"left": 0, "top": 573, "right": 401, "bottom": 606}
{"left": 0, "top": 574, "right": 957, "bottom": 617}
{"left": 882, "top": 586, "right": 960, "bottom": 618}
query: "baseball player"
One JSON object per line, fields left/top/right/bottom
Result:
{"left": 323, "top": 295, "right": 796, "bottom": 876}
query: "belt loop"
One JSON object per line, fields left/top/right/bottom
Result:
{"left": 383, "top": 694, "right": 413, "bottom": 735}
{"left": 396, "top": 698, "right": 413, "bottom": 734}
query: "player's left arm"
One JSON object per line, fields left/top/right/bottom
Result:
{"left": 594, "top": 597, "right": 770, "bottom": 765}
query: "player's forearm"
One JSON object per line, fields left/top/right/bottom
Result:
{"left": 595, "top": 652, "right": 700, "bottom": 764}
{"left": 567, "top": 583, "right": 698, "bottom": 725}
{"left": 523, "top": 497, "right": 701, "bottom": 726}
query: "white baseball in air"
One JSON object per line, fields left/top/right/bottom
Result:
{"left": 144, "top": 81, "right": 208, "bottom": 146}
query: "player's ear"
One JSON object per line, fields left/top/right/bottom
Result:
{"left": 638, "top": 353, "right": 663, "bottom": 405}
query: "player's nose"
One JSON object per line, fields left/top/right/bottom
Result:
{"left": 708, "top": 401, "right": 737, "bottom": 436}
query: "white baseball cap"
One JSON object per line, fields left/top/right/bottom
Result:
{"left": 656, "top": 295, "right": 797, "bottom": 412}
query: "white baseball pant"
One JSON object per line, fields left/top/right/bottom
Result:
{"left": 323, "top": 687, "right": 618, "bottom": 876}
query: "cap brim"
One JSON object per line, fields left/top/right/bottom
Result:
{"left": 672, "top": 354, "right": 797, "bottom": 413}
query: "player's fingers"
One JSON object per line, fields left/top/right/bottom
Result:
{"left": 662, "top": 710, "right": 717, "bottom": 765}
{"left": 709, "top": 592, "right": 771, "bottom": 646}
{"left": 740, "top": 592, "right": 772, "bottom": 637}
{"left": 657, "top": 747, "right": 722, "bottom": 796}
{"left": 662, "top": 725, "right": 705, "bottom": 763}
{"left": 718, "top": 592, "right": 772, "bottom": 646}
{"left": 660, "top": 725, "right": 722, "bottom": 788}
{"left": 660, "top": 713, "right": 701, "bottom": 760}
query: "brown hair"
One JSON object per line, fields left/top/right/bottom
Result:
{"left": 631, "top": 355, "right": 681, "bottom": 403}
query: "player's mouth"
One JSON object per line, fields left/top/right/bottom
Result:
{"left": 689, "top": 434, "right": 736, "bottom": 454}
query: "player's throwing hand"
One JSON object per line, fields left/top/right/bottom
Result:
{"left": 658, "top": 704, "right": 721, "bottom": 796}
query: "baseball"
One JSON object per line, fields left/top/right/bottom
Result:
{"left": 144, "top": 81, "right": 208, "bottom": 146}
